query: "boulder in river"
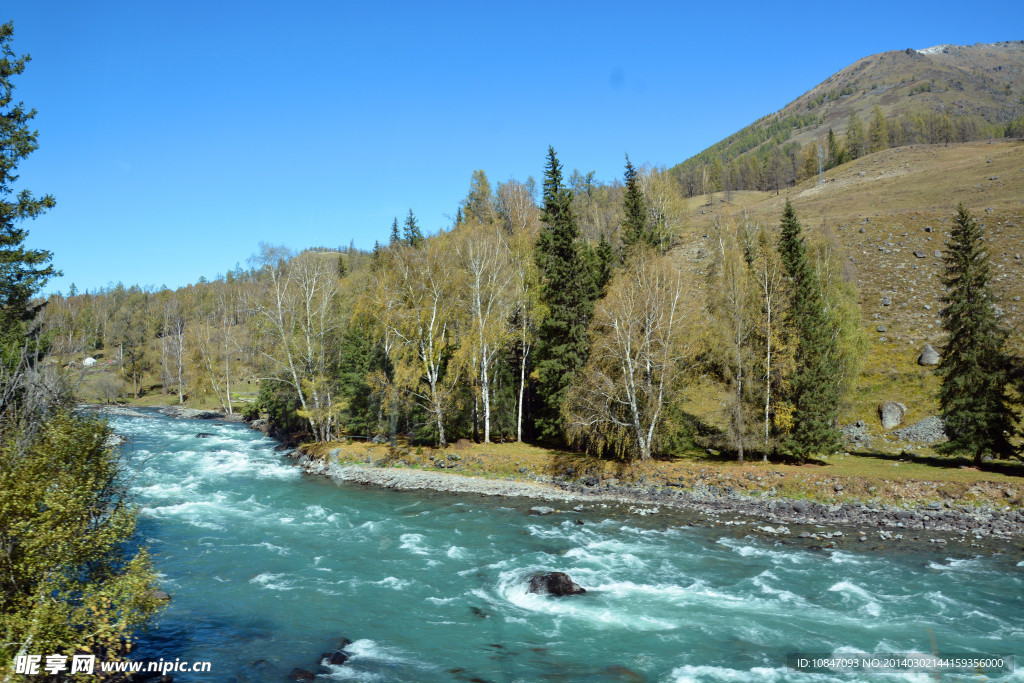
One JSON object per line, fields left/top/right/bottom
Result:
{"left": 529, "top": 506, "right": 555, "bottom": 516}
{"left": 289, "top": 668, "right": 316, "bottom": 681}
{"left": 321, "top": 650, "right": 349, "bottom": 666}
{"left": 528, "top": 571, "right": 586, "bottom": 596}
{"left": 195, "top": 432, "right": 215, "bottom": 438}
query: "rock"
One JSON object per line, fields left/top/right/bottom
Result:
{"left": 876, "top": 325, "right": 886, "bottom": 332}
{"left": 893, "top": 416, "right": 947, "bottom": 443}
{"left": 934, "top": 250, "right": 942, "bottom": 258}
{"left": 918, "top": 343, "right": 940, "bottom": 366}
{"left": 321, "top": 651, "right": 349, "bottom": 666}
{"left": 249, "top": 418, "right": 269, "bottom": 433}
{"left": 289, "top": 669, "right": 316, "bottom": 681}
{"left": 878, "top": 401, "right": 907, "bottom": 429}
{"left": 834, "top": 483, "right": 845, "bottom": 492}
{"left": 195, "top": 432, "right": 215, "bottom": 438}
{"left": 529, "top": 506, "right": 554, "bottom": 516}
{"left": 158, "top": 406, "right": 222, "bottom": 420}
{"left": 149, "top": 589, "right": 171, "bottom": 601}
{"left": 370, "top": 435, "right": 388, "bottom": 444}
{"left": 881, "top": 297, "right": 892, "bottom": 306}
{"left": 527, "top": 571, "right": 586, "bottom": 596}
{"left": 859, "top": 227, "right": 865, "bottom": 233}
{"left": 914, "top": 251, "right": 927, "bottom": 258}
{"left": 104, "top": 433, "right": 127, "bottom": 448}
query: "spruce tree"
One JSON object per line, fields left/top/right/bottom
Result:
{"left": 778, "top": 200, "right": 842, "bottom": 457}
{"left": 533, "top": 147, "right": 594, "bottom": 442}
{"left": 620, "top": 155, "right": 649, "bottom": 254}
{"left": 389, "top": 217, "right": 400, "bottom": 245}
{"left": 403, "top": 209, "right": 423, "bottom": 247}
{"left": 0, "top": 22, "right": 58, "bottom": 355}
{"left": 937, "top": 204, "right": 1017, "bottom": 462}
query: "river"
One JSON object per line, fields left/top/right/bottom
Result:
{"left": 111, "top": 410, "right": 1023, "bottom": 682}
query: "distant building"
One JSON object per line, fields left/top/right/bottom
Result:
{"left": 82, "top": 357, "right": 97, "bottom": 367}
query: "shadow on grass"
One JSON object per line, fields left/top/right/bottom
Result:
{"left": 849, "top": 448, "right": 1024, "bottom": 477}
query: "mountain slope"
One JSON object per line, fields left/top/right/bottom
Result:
{"left": 670, "top": 41, "right": 1024, "bottom": 190}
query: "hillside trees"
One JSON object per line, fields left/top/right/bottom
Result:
{"left": 707, "top": 217, "right": 758, "bottom": 460}
{"left": 937, "top": 204, "right": 1018, "bottom": 461}
{"left": 462, "top": 170, "right": 496, "bottom": 225}
{"left": 565, "top": 249, "right": 690, "bottom": 461}
{"left": 777, "top": 201, "right": 843, "bottom": 457}
{"left": 867, "top": 105, "right": 889, "bottom": 154}
{"left": 109, "top": 286, "right": 150, "bottom": 399}
{"left": 844, "top": 111, "right": 865, "bottom": 161}
{"left": 620, "top": 155, "right": 650, "bottom": 254}
{"left": 533, "top": 147, "right": 596, "bottom": 442}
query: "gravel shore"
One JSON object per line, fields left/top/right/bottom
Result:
{"left": 288, "top": 450, "right": 1024, "bottom": 546}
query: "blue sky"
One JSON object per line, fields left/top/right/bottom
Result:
{"left": 6, "top": 1, "right": 1023, "bottom": 294}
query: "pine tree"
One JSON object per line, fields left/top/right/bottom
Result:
{"left": 778, "top": 200, "right": 842, "bottom": 457}
{"left": 403, "top": 209, "right": 423, "bottom": 247}
{"left": 533, "top": 147, "right": 594, "bottom": 442}
{"left": 620, "top": 155, "right": 649, "bottom": 254}
{"left": 937, "top": 204, "right": 1017, "bottom": 462}
{"left": 0, "top": 22, "right": 58, "bottom": 354}
{"left": 389, "top": 217, "right": 400, "bottom": 245}
{"left": 845, "top": 112, "right": 865, "bottom": 161}
{"left": 868, "top": 105, "right": 889, "bottom": 154}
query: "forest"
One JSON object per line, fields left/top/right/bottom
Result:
{"left": 41, "top": 144, "right": 874, "bottom": 463}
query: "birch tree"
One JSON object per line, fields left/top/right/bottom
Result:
{"left": 247, "top": 244, "right": 342, "bottom": 442}
{"left": 565, "top": 250, "right": 691, "bottom": 461}
{"left": 456, "top": 224, "right": 514, "bottom": 443}
{"left": 375, "top": 237, "right": 462, "bottom": 447}
{"left": 707, "top": 217, "right": 757, "bottom": 461}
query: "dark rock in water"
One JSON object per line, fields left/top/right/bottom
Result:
{"left": 274, "top": 443, "right": 292, "bottom": 452}
{"left": 337, "top": 637, "right": 353, "bottom": 649}
{"left": 918, "top": 343, "right": 940, "bottom": 366}
{"left": 529, "top": 506, "right": 554, "bottom": 516}
{"left": 149, "top": 589, "right": 171, "bottom": 601}
{"left": 289, "top": 668, "right": 316, "bottom": 681}
{"left": 321, "top": 650, "right": 349, "bottom": 666}
{"left": 195, "top": 432, "right": 215, "bottom": 438}
{"left": 528, "top": 571, "right": 586, "bottom": 596}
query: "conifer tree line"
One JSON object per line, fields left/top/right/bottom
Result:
{"left": 673, "top": 108, "right": 1013, "bottom": 197}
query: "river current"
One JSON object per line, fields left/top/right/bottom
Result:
{"left": 111, "top": 410, "right": 1023, "bottom": 682}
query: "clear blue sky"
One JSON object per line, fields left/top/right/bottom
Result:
{"left": 6, "top": 1, "right": 1022, "bottom": 294}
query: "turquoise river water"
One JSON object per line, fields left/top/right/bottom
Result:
{"left": 111, "top": 410, "right": 1023, "bottom": 682}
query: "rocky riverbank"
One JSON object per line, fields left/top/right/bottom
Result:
{"left": 86, "top": 404, "right": 1024, "bottom": 548}
{"left": 287, "top": 448, "right": 1024, "bottom": 548}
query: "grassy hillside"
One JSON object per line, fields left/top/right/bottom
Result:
{"left": 678, "top": 138, "right": 1024, "bottom": 447}
{"left": 671, "top": 41, "right": 1024, "bottom": 188}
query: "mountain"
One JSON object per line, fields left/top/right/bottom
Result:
{"left": 670, "top": 41, "right": 1024, "bottom": 193}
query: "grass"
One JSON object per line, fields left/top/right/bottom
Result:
{"left": 302, "top": 435, "right": 1023, "bottom": 511}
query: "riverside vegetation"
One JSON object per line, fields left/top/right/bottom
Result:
{"left": 0, "top": 23, "right": 161, "bottom": 680}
